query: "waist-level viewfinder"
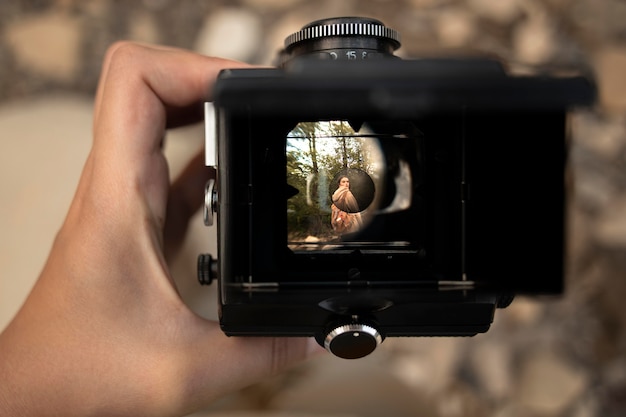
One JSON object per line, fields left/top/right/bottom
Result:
{"left": 198, "top": 16, "right": 596, "bottom": 359}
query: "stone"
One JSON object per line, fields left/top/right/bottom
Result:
{"left": 262, "top": 13, "right": 311, "bottom": 65}
{"left": 406, "top": 0, "right": 450, "bottom": 8}
{"left": 194, "top": 8, "right": 263, "bottom": 63}
{"left": 128, "top": 9, "right": 161, "bottom": 44}
{"left": 571, "top": 112, "right": 626, "bottom": 160}
{"left": 502, "top": 297, "right": 545, "bottom": 327}
{"left": 516, "top": 350, "right": 587, "bottom": 415}
{"left": 593, "top": 47, "right": 626, "bottom": 114}
{"left": 240, "top": 0, "right": 304, "bottom": 10}
{"left": 435, "top": 381, "right": 490, "bottom": 417}
{"left": 512, "top": 10, "right": 556, "bottom": 65}
{"left": 386, "top": 337, "right": 463, "bottom": 395}
{"left": 435, "top": 8, "right": 477, "bottom": 47}
{"left": 142, "top": 0, "right": 171, "bottom": 11}
{"left": 4, "top": 11, "right": 82, "bottom": 82}
{"left": 594, "top": 196, "right": 626, "bottom": 248}
{"left": 468, "top": 0, "right": 522, "bottom": 24}
{"left": 469, "top": 341, "right": 514, "bottom": 401}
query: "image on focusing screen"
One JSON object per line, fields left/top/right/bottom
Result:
{"left": 286, "top": 120, "right": 421, "bottom": 253}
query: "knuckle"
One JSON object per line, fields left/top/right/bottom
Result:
{"left": 103, "top": 41, "right": 144, "bottom": 69}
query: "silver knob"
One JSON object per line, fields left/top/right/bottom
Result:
{"left": 203, "top": 178, "right": 217, "bottom": 226}
{"left": 324, "top": 323, "right": 383, "bottom": 359}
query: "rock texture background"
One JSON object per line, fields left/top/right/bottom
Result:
{"left": 1, "top": 1, "right": 625, "bottom": 416}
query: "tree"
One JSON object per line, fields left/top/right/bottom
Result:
{"left": 286, "top": 121, "right": 377, "bottom": 240}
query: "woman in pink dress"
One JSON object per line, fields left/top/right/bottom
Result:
{"left": 330, "top": 176, "right": 363, "bottom": 234}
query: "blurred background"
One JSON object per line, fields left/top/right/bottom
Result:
{"left": 1, "top": 0, "right": 625, "bottom": 416}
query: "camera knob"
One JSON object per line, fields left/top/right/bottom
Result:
{"left": 203, "top": 178, "right": 217, "bottom": 227}
{"left": 324, "top": 323, "right": 383, "bottom": 359}
{"left": 280, "top": 16, "right": 401, "bottom": 64}
{"left": 197, "top": 253, "right": 217, "bottom": 286}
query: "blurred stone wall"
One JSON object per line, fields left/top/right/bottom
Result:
{"left": 1, "top": 1, "right": 626, "bottom": 417}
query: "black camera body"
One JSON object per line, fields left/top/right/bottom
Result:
{"left": 198, "top": 17, "right": 596, "bottom": 359}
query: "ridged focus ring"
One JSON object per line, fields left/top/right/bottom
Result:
{"left": 285, "top": 20, "right": 401, "bottom": 49}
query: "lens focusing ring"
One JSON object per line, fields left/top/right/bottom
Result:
{"left": 279, "top": 17, "right": 401, "bottom": 65}
{"left": 284, "top": 19, "right": 401, "bottom": 50}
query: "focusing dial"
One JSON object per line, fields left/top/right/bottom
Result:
{"left": 280, "top": 16, "right": 401, "bottom": 65}
{"left": 322, "top": 321, "right": 383, "bottom": 359}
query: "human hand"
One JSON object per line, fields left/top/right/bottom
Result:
{"left": 0, "top": 42, "right": 320, "bottom": 417}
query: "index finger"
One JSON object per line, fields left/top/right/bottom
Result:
{"left": 93, "top": 42, "right": 248, "bottom": 156}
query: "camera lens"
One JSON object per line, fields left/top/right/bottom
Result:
{"left": 280, "top": 16, "right": 401, "bottom": 64}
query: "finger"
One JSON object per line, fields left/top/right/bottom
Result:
{"left": 93, "top": 42, "right": 177, "bottom": 130}
{"left": 94, "top": 41, "right": 249, "bottom": 154}
{"left": 163, "top": 150, "right": 213, "bottom": 260}
{"left": 93, "top": 42, "right": 247, "bottom": 131}
{"left": 89, "top": 42, "right": 248, "bottom": 229}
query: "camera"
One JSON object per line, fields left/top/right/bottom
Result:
{"left": 197, "top": 17, "right": 596, "bottom": 359}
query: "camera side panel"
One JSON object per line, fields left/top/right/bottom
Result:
{"left": 464, "top": 110, "right": 566, "bottom": 294}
